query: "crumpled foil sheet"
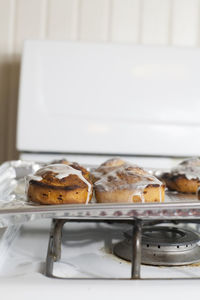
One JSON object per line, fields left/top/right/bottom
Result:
{"left": 0, "top": 160, "right": 42, "bottom": 209}
{"left": 0, "top": 160, "right": 199, "bottom": 229}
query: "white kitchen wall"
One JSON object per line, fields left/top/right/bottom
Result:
{"left": 0, "top": 0, "right": 200, "bottom": 162}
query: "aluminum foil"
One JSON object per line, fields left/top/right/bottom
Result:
{"left": 0, "top": 160, "right": 200, "bottom": 228}
{"left": 0, "top": 160, "right": 43, "bottom": 227}
{"left": 0, "top": 160, "right": 42, "bottom": 204}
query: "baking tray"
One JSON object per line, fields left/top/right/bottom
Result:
{"left": 0, "top": 160, "right": 200, "bottom": 228}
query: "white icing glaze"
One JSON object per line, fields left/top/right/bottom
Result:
{"left": 26, "top": 164, "right": 92, "bottom": 204}
{"left": 91, "top": 157, "right": 126, "bottom": 181}
{"left": 171, "top": 157, "right": 200, "bottom": 181}
{"left": 94, "top": 163, "right": 163, "bottom": 203}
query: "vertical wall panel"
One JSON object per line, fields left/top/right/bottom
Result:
{"left": 47, "top": 0, "right": 79, "bottom": 40}
{"left": 0, "top": 0, "right": 15, "bottom": 55}
{"left": 111, "top": 0, "right": 141, "bottom": 43}
{"left": 79, "top": 0, "right": 110, "bottom": 41}
{"left": 14, "top": 0, "right": 47, "bottom": 53}
{"left": 7, "top": 0, "right": 48, "bottom": 160}
{"left": 171, "top": 0, "right": 200, "bottom": 46}
{"left": 141, "top": 0, "right": 171, "bottom": 45}
{"left": 0, "top": 0, "right": 200, "bottom": 162}
{"left": 0, "top": 0, "right": 15, "bottom": 163}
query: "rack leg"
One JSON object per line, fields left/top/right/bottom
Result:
{"left": 45, "top": 219, "right": 66, "bottom": 277}
{"left": 52, "top": 219, "right": 66, "bottom": 261}
{"left": 46, "top": 218, "right": 143, "bottom": 279}
{"left": 131, "top": 219, "right": 142, "bottom": 279}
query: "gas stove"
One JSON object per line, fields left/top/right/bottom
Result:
{"left": 2, "top": 158, "right": 200, "bottom": 281}
{"left": 2, "top": 219, "right": 200, "bottom": 281}
{"left": 4, "top": 40, "right": 200, "bottom": 296}
{"left": 114, "top": 226, "right": 200, "bottom": 266}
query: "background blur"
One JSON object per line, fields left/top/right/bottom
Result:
{"left": 0, "top": 0, "right": 200, "bottom": 163}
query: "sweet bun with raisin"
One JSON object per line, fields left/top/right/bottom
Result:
{"left": 27, "top": 163, "right": 93, "bottom": 205}
{"left": 160, "top": 158, "right": 200, "bottom": 194}
{"left": 94, "top": 159, "right": 165, "bottom": 203}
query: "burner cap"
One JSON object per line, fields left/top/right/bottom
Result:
{"left": 113, "top": 226, "right": 200, "bottom": 266}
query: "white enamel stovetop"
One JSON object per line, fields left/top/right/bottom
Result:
{"left": 11, "top": 40, "right": 200, "bottom": 299}
{"left": 1, "top": 217, "right": 200, "bottom": 300}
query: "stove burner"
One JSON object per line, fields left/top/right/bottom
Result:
{"left": 113, "top": 226, "right": 200, "bottom": 266}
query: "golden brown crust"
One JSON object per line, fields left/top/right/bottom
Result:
{"left": 95, "top": 184, "right": 165, "bottom": 203}
{"left": 197, "top": 188, "right": 200, "bottom": 200}
{"left": 91, "top": 158, "right": 127, "bottom": 182}
{"left": 28, "top": 181, "right": 92, "bottom": 205}
{"left": 94, "top": 163, "right": 165, "bottom": 203}
{"left": 50, "top": 160, "right": 89, "bottom": 179}
{"left": 27, "top": 163, "right": 93, "bottom": 205}
{"left": 160, "top": 158, "right": 200, "bottom": 194}
{"left": 95, "top": 185, "right": 165, "bottom": 203}
{"left": 69, "top": 162, "right": 89, "bottom": 178}
{"left": 101, "top": 157, "right": 126, "bottom": 168}
{"left": 161, "top": 173, "right": 200, "bottom": 194}
{"left": 50, "top": 159, "right": 69, "bottom": 165}
{"left": 35, "top": 163, "right": 90, "bottom": 186}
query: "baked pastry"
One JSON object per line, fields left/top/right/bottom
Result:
{"left": 94, "top": 162, "right": 165, "bottom": 203}
{"left": 197, "top": 187, "right": 200, "bottom": 200}
{"left": 91, "top": 157, "right": 126, "bottom": 182}
{"left": 160, "top": 158, "right": 200, "bottom": 194}
{"left": 26, "top": 163, "right": 93, "bottom": 205}
{"left": 50, "top": 158, "right": 69, "bottom": 165}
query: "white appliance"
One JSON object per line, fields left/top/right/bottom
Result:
{"left": 17, "top": 40, "right": 200, "bottom": 164}
{"left": 2, "top": 40, "right": 200, "bottom": 298}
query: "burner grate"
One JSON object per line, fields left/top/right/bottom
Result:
{"left": 45, "top": 219, "right": 200, "bottom": 279}
{"left": 114, "top": 226, "right": 200, "bottom": 266}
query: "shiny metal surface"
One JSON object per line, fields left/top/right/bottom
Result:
{"left": 46, "top": 218, "right": 142, "bottom": 280}
{"left": 114, "top": 226, "right": 200, "bottom": 266}
{"left": 131, "top": 219, "right": 142, "bottom": 279}
{"left": 0, "top": 160, "right": 200, "bottom": 228}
